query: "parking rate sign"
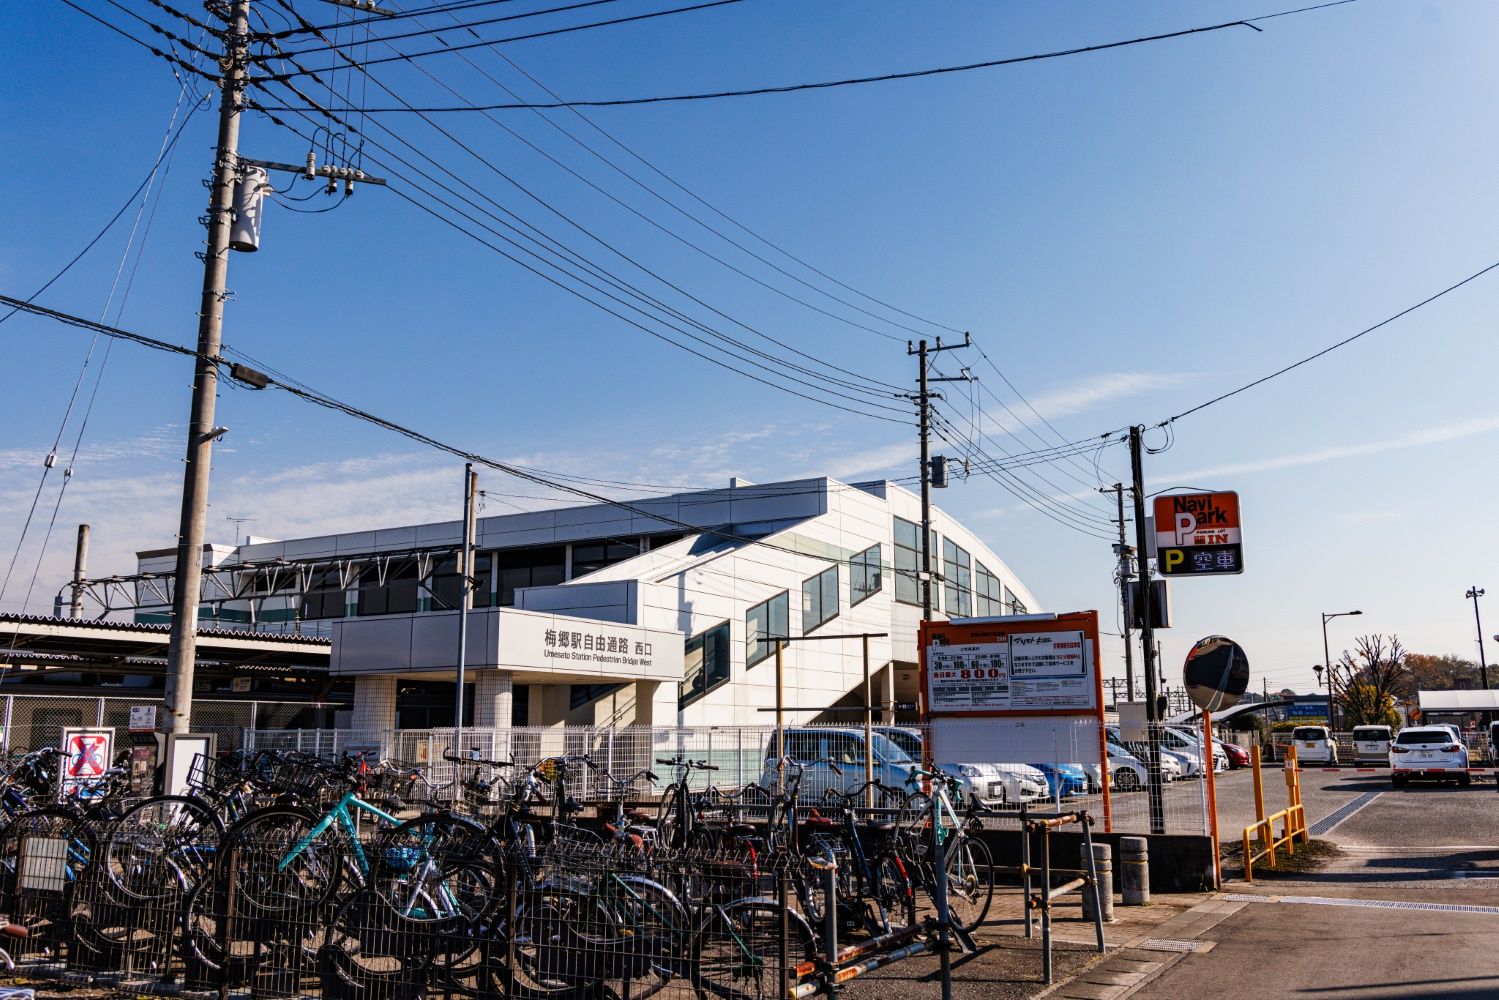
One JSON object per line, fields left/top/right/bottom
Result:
{"left": 1153, "top": 491, "right": 1244, "bottom": 576}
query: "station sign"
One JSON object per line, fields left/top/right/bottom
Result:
{"left": 1153, "top": 491, "right": 1243, "bottom": 576}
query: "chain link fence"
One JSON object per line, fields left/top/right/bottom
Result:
{"left": 0, "top": 694, "right": 339, "bottom": 755}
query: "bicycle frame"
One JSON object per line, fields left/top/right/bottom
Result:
{"left": 276, "top": 789, "right": 401, "bottom": 880}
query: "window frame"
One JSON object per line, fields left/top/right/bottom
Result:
{"left": 941, "top": 538, "right": 972, "bottom": 618}
{"left": 893, "top": 517, "right": 921, "bottom": 606}
{"left": 745, "top": 591, "right": 790, "bottom": 668}
{"left": 680, "top": 620, "right": 732, "bottom": 709}
{"left": 974, "top": 561, "right": 1002, "bottom": 618}
{"left": 801, "top": 565, "right": 839, "bottom": 635}
{"left": 849, "top": 543, "right": 883, "bottom": 608}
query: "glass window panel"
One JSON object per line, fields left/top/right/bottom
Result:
{"left": 894, "top": 518, "right": 920, "bottom": 605}
{"left": 680, "top": 620, "right": 731, "bottom": 708}
{"left": 746, "top": 592, "right": 789, "bottom": 667}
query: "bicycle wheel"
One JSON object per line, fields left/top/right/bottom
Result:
{"left": 220, "top": 806, "right": 344, "bottom": 914}
{"left": 897, "top": 792, "right": 932, "bottom": 836}
{"left": 606, "top": 874, "right": 688, "bottom": 1000}
{"left": 872, "top": 852, "right": 915, "bottom": 930}
{"left": 941, "top": 836, "right": 993, "bottom": 933}
{"left": 105, "top": 795, "right": 223, "bottom": 900}
{"left": 317, "top": 888, "right": 430, "bottom": 1000}
{"left": 375, "top": 812, "right": 501, "bottom": 926}
{"left": 656, "top": 785, "right": 685, "bottom": 850}
{"left": 693, "top": 899, "right": 814, "bottom": 1000}
{"left": 507, "top": 881, "right": 618, "bottom": 1000}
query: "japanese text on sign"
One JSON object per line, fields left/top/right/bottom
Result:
{"left": 927, "top": 630, "right": 1095, "bottom": 713}
{"left": 1153, "top": 491, "right": 1244, "bottom": 577}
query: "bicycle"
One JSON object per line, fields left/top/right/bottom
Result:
{"left": 895, "top": 767, "right": 994, "bottom": 933}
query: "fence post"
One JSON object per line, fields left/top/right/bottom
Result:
{"left": 2, "top": 696, "right": 11, "bottom": 752}
{"left": 95, "top": 697, "right": 105, "bottom": 727}
{"left": 219, "top": 846, "right": 238, "bottom": 1000}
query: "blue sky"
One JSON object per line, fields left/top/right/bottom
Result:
{"left": 3, "top": 1, "right": 1497, "bottom": 698}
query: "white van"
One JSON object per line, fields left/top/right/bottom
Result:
{"left": 1488, "top": 721, "right": 1499, "bottom": 766}
{"left": 1292, "top": 725, "right": 1338, "bottom": 765}
{"left": 1351, "top": 725, "right": 1392, "bottom": 765}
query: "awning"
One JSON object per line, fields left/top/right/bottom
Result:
{"left": 1417, "top": 690, "right": 1499, "bottom": 713}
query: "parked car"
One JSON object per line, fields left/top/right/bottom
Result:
{"left": 1106, "top": 725, "right": 1191, "bottom": 778}
{"left": 1105, "top": 742, "right": 1148, "bottom": 792}
{"left": 1488, "top": 721, "right": 1499, "bottom": 765}
{"left": 762, "top": 727, "right": 920, "bottom": 801}
{"left": 1219, "top": 742, "right": 1251, "bottom": 769}
{"left": 1030, "top": 762, "right": 1089, "bottom": 799}
{"left": 1390, "top": 726, "right": 1471, "bottom": 786}
{"left": 1165, "top": 727, "right": 1229, "bottom": 772}
{"left": 882, "top": 728, "right": 1048, "bottom": 806}
{"left": 1291, "top": 725, "right": 1338, "bottom": 765}
{"left": 1351, "top": 725, "right": 1393, "bottom": 765}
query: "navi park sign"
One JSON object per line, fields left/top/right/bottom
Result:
{"left": 1153, "top": 491, "right": 1243, "bottom": 577}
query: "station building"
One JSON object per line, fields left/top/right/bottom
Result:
{"left": 123, "top": 477, "right": 1039, "bottom": 734}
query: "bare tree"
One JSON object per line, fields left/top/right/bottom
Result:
{"left": 1329, "top": 634, "right": 1409, "bottom": 726}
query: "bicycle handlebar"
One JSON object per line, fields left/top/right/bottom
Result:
{"left": 655, "top": 756, "right": 718, "bottom": 770}
{"left": 442, "top": 751, "right": 515, "bottom": 769}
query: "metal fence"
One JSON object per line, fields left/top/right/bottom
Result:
{"left": 0, "top": 694, "right": 337, "bottom": 754}
{"left": 1268, "top": 729, "right": 1496, "bottom": 764}
{"left": 245, "top": 722, "right": 1215, "bottom": 836}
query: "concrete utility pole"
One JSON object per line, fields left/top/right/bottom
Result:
{"left": 1467, "top": 587, "right": 1489, "bottom": 692}
{"left": 1101, "top": 483, "right": 1136, "bottom": 701}
{"left": 906, "top": 336, "right": 971, "bottom": 622}
{"left": 162, "top": 0, "right": 251, "bottom": 736}
{"left": 69, "top": 524, "right": 89, "bottom": 618}
{"left": 1128, "top": 425, "right": 1166, "bottom": 834}
{"left": 453, "top": 464, "right": 478, "bottom": 754}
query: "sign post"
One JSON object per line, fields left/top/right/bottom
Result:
{"left": 1182, "top": 635, "right": 1251, "bottom": 889}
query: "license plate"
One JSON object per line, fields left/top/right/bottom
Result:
{"left": 1416, "top": 752, "right": 1433, "bottom": 760}
{"left": 988, "top": 782, "right": 1004, "bottom": 798}
{"left": 1303, "top": 742, "right": 1316, "bottom": 749}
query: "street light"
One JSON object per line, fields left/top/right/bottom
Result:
{"left": 1466, "top": 587, "right": 1490, "bottom": 692}
{"left": 1321, "top": 609, "right": 1363, "bottom": 730}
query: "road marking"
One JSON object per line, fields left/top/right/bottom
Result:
{"left": 1223, "top": 893, "right": 1499, "bottom": 915}
{"left": 1307, "top": 789, "right": 1381, "bottom": 836}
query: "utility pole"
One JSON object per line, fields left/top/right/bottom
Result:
{"left": 69, "top": 524, "right": 89, "bottom": 619}
{"left": 162, "top": 0, "right": 251, "bottom": 736}
{"left": 1101, "top": 483, "right": 1136, "bottom": 701}
{"left": 906, "top": 335, "right": 972, "bottom": 622}
{"left": 1129, "top": 425, "right": 1165, "bottom": 834}
{"left": 454, "top": 464, "right": 478, "bottom": 756}
{"left": 1467, "top": 587, "right": 1489, "bottom": 691}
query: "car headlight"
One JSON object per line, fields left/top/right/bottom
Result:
{"left": 957, "top": 764, "right": 980, "bottom": 778}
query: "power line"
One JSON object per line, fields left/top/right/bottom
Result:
{"left": 272, "top": 0, "right": 626, "bottom": 57}
{"left": 257, "top": 0, "right": 748, "bottom": 80}
{"left": 276, "top": 14, "right": 1272, "bottom": 111}
{"left": 247, "top": 63, "right": 913, "bottom": 421}
{"left": 1163, "top": 257, "right": 1499, "bottom": 427}
{"left": 0, "top": 294, "right": 929, "bottom": 568}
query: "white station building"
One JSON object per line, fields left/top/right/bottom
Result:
{"left": 132, "top": 477, "right": 1040, "bottom": 732}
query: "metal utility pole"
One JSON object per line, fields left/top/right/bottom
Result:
{"left": 1101, "top": 483, "right": 1136, "bottom": 701}
{"left": 1128, "top": 426, "right": 1165, "bottom": 834}
{"left": 1467, "top": 587, "right": 1489, "bottom": 691}
{"left": 69, "top": 524, "right": 89, "bottom": 618}
{"left": 906, "top": 336, "right": 971, "bottom": 622}
{"left": 162, "top": 0, "right": 251, "bottom": 736}
{"left": 1320, "top": 609, "right": 1362, "bottom": 731}
{"left": 453, "top": 464, "right": 478, "bottom": 754}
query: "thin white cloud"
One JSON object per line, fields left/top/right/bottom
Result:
{"left": 1163, "top": 415, "right": 1499, "bottom": 482}
{"left": 1016, "top": 372, "right": 1195, "bottom": 420}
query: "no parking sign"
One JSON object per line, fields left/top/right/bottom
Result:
{"left": 59, "top": 728, "right": 114, "bottom": 798}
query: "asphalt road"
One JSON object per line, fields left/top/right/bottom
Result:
{"left": 1127, "top": 767, "right": 1499, "bottom": 999}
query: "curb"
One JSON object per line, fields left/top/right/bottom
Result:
{"left": 1032, "top": 893, "right": 1243, "bottom": 1000}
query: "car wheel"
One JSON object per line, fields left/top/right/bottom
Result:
{"left": 1391, "top": 775, "right": 1406, "bottom": 788}
{"left": 1459, "top": 774, "right": 1471, "bottom": 787}
{"left": 1115, "top": 769, "right": 1140, "bottom": 793}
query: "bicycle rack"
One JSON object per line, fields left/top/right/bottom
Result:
{"left": 1016, "top": 806, "right": 1107, "bottom": 985}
